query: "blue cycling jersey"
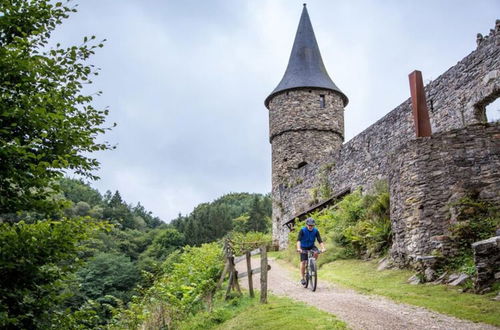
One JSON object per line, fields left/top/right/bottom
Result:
{"left": 297, "top": 227, "right": 322, "bottom": 248}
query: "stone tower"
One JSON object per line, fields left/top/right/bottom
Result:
{"left": 265, "top": 4, "right": 348, "bottom": 246}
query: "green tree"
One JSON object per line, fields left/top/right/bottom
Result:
{"left": 0, "top": 0, "right": 113, "bottom": 215}
{"left": 103, "top": 191, "right": 136, "bottom": 229}
{"left": 132, "top": 202, "right": 163, "bottom": 228}
{"left": 246, "top": 195, "right": 269, "bottom": 233}
{"left": 76, "top": 252, "right": 140, "bottom": 303}
{"left": 59, "top": 178, "right": 103, "bottom": 207}
{"left": 74, "top": 252, "right": 141, "bottom": 323}
{"left": 0, "top": 218, "right": 106, "bottom": 329}
{"left": 232, "top": 214, "right": 250, "bottom": 233}
{"left": 142, "top": 228, "right": 185, "bottom": 261}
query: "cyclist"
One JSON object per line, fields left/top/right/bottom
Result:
{"left": 296, "top": 217, "right": 325, "bottom": 285}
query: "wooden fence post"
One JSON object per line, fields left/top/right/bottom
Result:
{"left": 233, "top": 267, "right": 242, "bottom": 295}
{"left": 246, "top": 251, "right": 254, "bottom": 298}
{"left": 225, "top": 256, "right": 234, "bottom": 300}
{"left": 216, "top": 260, "right": 230, "bottom": 290}
{"left": 260, "top": 245, "right": 268, "bottom": 304}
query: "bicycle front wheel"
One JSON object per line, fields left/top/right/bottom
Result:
{"left": 309, "top": 259, "right": 317, "bottom": 292}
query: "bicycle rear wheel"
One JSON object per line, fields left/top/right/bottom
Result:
{"left": 309, "top": 259, "right": 317, "bottom": 292}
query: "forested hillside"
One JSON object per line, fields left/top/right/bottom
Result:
{"left": 0, "top": 2, "right": 271, "bottom": 327}
{"left": 0, "top": 177, "right": 271, "bottom": 328}
{"left": 171, "top": 193, "right": 271, "bottom": 245}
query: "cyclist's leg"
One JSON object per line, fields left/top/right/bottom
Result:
{"left": 300, "top": 260, "right": 307, "bottom": 278}
{"left": 312, "top": 246, "right": 320, "bottom": 259}
{"left": 300, "top": 251, "right": 307, "bottom": 280}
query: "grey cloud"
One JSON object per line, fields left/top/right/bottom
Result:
{"left": 52, "top": 0, "right": 499, "bottom": 221}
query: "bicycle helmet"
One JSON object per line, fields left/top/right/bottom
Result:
{"left": 305, "top": 217, "right": 316, "bottom": 226}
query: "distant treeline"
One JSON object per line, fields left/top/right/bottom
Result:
{"left": 171, "top": 192, "right": 272, "bottom": 245}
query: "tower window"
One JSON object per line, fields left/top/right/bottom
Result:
{"left": 319, "top": 94, "right": 325, "bottom": 108}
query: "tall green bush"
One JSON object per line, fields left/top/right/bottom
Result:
{"left": 289, "top": 182, "right": 392, "bottom": 265}
{"left": 111, "top": 243, "right": 224, "bottom": 329}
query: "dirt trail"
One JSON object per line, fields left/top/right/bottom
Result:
{"left": 236, "top": 258, "right": 497, "bottom": 330}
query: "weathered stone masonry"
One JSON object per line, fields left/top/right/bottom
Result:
{"left": 472, "top": 236, "right": 500, "bottom": 293}
{"left": 271, "top": 20, "right": 500, "bottom": 266}
{"left": 269, "top": 89, "right": 345, "bottom": 188}
{"left": 389, "top": 123, "right": 500, "bottom": 266}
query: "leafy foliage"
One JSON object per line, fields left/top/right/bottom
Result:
{"left": 69, "top": 252, "right": 141, "bottom": 323}
{"left": 287, "top": 182, "right": 392, "bottom": 265}
{"left": 141, "top": 228, "right": 185, "bottom": 261}
{"left": 110, "top": 243, "right": 224, "bottom": 329}
{"left": 449, "top": 197, "right": 499, "bottom": 250}
{"left": 436, "top": 196, "right": 500, "bottom": 276}
{"left": 343, "top": 184, "right": 391, "bottom": 257}
{"left": 245, "top": 195, "right": 271, "bottom": 233}
{"left": 232, "top": 214, "right": 250, "bottom": 233}
{"left": 0, "top": 217, "right": 107, "bottom": 329}
{"left": 77, "top": 252, "right": 141, "bottom": 302}
{"left": 59, "top": 177, "right": 103, "bottom": 206}
{"left": 0, "top": 0, "right": 113, "bottom": 215}
{"left": 0, "top": 176, "right": 171, "bottom": 328}
{"left": 227, "top": 231, "right": 272, "bottom": 256}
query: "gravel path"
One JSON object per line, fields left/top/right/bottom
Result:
{"left": 236, "top": 258, "right": 498, "bottom": 330}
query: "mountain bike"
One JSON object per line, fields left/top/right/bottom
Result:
{"left": 303, "top": 249, "right": 318, "bottom": 292}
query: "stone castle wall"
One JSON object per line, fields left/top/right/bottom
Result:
{"left": 272, "top": 22, "right": 500, "bottom": 251}
{"left": 389, "top": 123, "right": 500, "bottom": 266}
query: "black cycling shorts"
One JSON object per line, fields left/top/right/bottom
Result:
{"left": 300, "top": 246, "right": 319, "bottom": 261}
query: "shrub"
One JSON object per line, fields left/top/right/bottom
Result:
{"left": 110, "top": 242, "right": 224, "bottom": 329}
{"left": 292, "top": 182, "right": 392, "bottom": 264}
{"left": 227, "top": 231, "right": 272, "bottom": 256}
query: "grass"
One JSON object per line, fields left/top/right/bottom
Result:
{"left": 178, "top": 294, "right": 346, "bottom": 330}
{"left": 317, "top": 259, "right": 500, "bottom": 326}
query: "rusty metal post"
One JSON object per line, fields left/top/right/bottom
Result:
{"left": 409, "top": 70, "right": 432, "bottom": 137}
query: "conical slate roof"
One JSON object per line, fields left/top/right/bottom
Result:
{"left": 265, "top": 4, "right": 348, "bottom": 108}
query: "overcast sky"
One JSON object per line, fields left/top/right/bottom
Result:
{"left": 53, "top": 0, "right": 500, "bottom": 222}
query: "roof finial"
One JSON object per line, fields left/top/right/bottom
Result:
{"left": 303, "top": 3, "right": 307, "bottom": 7}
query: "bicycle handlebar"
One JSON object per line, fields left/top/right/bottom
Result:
{"left": 297, "top": 249, "right": 323, "bottom": 254}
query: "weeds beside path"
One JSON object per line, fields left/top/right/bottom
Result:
{"left": 237, "top": 258, "right": 498, "bottom": 330}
